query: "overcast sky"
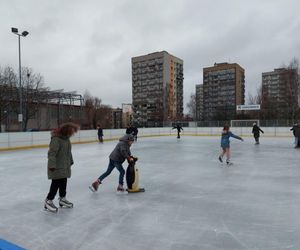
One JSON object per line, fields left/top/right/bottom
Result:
{"left": 1, "top": 0, "right": 299, "bottom": 111}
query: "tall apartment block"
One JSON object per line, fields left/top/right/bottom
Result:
{"left": 262, "top": 68, "right": 299, "bottom": 118}
{"left": 132, "top": 51, "right": 184, "bottom": 127}
{"left": 195, "top": 84, "right": 204, "bottom": 120}
{"left": 203, "top": 62, "right": 245, "bottom": 120}
{"left": 112, "top": 108, "right": 123, "bottom": 129}
{"left": 122, "top": 103, "right": 133, "bottom": 128}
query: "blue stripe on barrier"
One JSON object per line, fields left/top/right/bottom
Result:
{"left": 0, "top": 239, "right": 26, "bottom": 250}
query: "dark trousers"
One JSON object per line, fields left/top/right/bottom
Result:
{"left": 177, "top": 131, "right": 180, "bottom": 138}
{"left": 99, "top": 159, "right": 125, "bottom": 185}
{"left": 47, "top": 178, "right": 67, "bottom": 200}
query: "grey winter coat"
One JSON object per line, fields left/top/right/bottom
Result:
{"left": 47, "top": 135, "right": 74, "bottom": 180}
{"left": 109, "top": 134, "right": 133, "bottom": 163}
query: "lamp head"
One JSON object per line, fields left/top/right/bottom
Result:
{"left": 11, "top": 27, "right": 18, "bottom": 33}
{"left": 22, "top": 31, "right": 29, "bottom": 37}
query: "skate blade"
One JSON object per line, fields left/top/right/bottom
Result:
{"left": 89, "top": 186, "right": 96, "bottom": 192}
{"left": 59, "top": 204, "right": 73, "bottom": 208}
{"left": 44, "top": 207, "right": 58, "bottom": 213}
{"left": 116, "top": 190, "right": 126, "bottom": 195}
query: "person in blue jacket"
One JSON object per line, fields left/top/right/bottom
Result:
{"left": 218, "top": 125, "right": 243, "bottom": 165}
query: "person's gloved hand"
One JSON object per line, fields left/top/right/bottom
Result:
{"left": 127, "top": 157, "right": 134, "bottom": 163}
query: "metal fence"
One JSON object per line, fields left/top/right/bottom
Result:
{"left": 165, "top": 120, "right": 298, "bottom": 127}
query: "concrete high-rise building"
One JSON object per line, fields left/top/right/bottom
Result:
{"left": 132, "top": 51, "right": 184, "bottom": 127}
{"left": 122, "top": 103, "right": 133, "bottom": 128}
{"left": 261, "top": 68, "right": 299, "bottom": 119}
{"left": 195, "top": 84, "right": 204, "bottom": 121}
{"left": 203, "top": 62, "right": 245, "bottom": 121}
{"left": 112, "top": 108, "right": 123, "bottom": 129}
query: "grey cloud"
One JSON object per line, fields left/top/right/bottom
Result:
{"left": 0, "top": 0, "right": 299, "bottom": 108}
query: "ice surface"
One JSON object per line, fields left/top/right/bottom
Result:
{"left": 0, "top": 136, "right": 300, "bottom": 250}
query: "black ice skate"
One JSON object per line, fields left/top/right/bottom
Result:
{"left": 226, "top": 161, "right": 233, "bottom": 166}
{"left": 218, "top": 156, "right": 223, "bottom": 163}
{"left": 44, "top": 199, "right": 58, "bottom": 213}
{"left": 59, "top": 197, "right": 73, "bottom": 208}
{"left": 89, "top": 180, "right": 101, "bottom": 192}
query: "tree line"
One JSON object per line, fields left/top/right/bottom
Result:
{"left": 0, "top": 65, "right": 113, "bottom": 131}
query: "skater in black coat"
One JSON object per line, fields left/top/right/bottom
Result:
{"left": 97, "top": 124, "right": 103, "bottom": 143}
{"left": 291, "top": 124, "right": 300, "bottom": 148}
{"left": 132, "top": 126, "right": 138, "bottom": 142}
{"left": 252, "top": 123, "right": 264, "bottom": 144}
{"left": 126, "top": 125, "right": 134, "bottom": 135}
{"left": 290, "top": 124, "right": 299, "bottom": 147}
{"left": 172, "top": 124, "right": 183, "bottom": 139}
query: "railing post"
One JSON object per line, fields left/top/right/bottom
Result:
{"left": 31, "top": 132, "right": 33, "bottom": 146}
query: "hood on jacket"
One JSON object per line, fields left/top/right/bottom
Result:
{"left": 50, "top": 123, "right": 79, "bottom": 138}
{"left": 51, "top": 128, "right": 61, "bottom": 137}
{"left": 119, "top": 134, "right": 135, "bottom": 142}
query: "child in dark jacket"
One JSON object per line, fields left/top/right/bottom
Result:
{"left": 97, "top": 124, "right": 103, "bottom": 143}
{"left": 89, "top": 134, "right": 135, "bottom": 192}
{"left": 252, "top": 123, "right": 264, "bottom": 144}
{"left": 218, "top": 125, "right": 243, "bottom": 165}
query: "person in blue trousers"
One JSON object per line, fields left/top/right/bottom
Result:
{"left": 89, "top": 134, "right": 135, "bottom": 192}
{"left": 218, "top": 125, "right": 243, "bottom": 165}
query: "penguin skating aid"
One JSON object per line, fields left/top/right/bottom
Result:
{"left": 126, "top": 157, "right": 145, "bottom": 193}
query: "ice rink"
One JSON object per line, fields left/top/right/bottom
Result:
{"left": 1, "top": 135, "right": 300, "bottom": 250}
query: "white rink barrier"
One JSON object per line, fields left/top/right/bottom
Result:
{"left": 0, "top": 127, "right": 294, "bottom": 150}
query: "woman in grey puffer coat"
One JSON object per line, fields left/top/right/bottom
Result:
{"left": 44, "top": 123, "right": 79, "bottom": 212}
{"left": 89, "top": 134, "right": 135, "bottom": 192}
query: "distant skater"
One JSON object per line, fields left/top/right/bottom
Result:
{"left": 132, "top": 126, "right": 138, "bottom": 142}
{"left": 126, "top": 125, "right": 133, "bottom": 135}
{"left": 89, "top": 134, "right": 135, "bottom": 192}
{"left": 172, "top": 124, "right": 183, "bottom": 139}
{"left": 97, "top": 124, "right": 103, "bottom": 143}
{"left": 126, "top": 124, "right": 138, "bottom": 142}
{"left": 252, "top": 123, "right": 264, "bottom": 144}
{"left": 44, "top": 123, "right": 79, "bottom": 213}
{"left": 218, "top": 125, "right": 243, "bottom": 165}
{"left": 290, "top": 123, "right": 300, "bottom": 148}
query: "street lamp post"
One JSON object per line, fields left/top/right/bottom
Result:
{"left": 11, "top": 27, "right": 29, "bottom": 132}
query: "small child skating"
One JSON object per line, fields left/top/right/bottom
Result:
{"left": 44, "top": 123, "right": 79, "bottom": 212}
{"left": 252, "top": 123, "right": 264, "bottom": 144}
{"left": 218, "top": 125, "right": 243, "bottom": 166}
{"left": 89, "top": 134, "right": 135, "bottom": 192}
{"left": 97, "top": 124, "right": 104, "bottom": 143}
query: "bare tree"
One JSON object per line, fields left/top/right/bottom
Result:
{"left": 248, "top": 86, "right": 262, "bottom": 105}
{"left": 21, "top": 67, "right": 45, "bottom": 131}
{"left": 96, "top": 104, "right": 112, "bottom": 128}
{"left": 84, "top": 90, "right": 97, "bottom": 129}
{"left": 186, "top": 93, "right": 196, "bottom": 120}
{"left": 84, "top": 91, "right": 113, "bottom": 129}
{"left": 0, "top": 66, "right": 18, "bottom": 132}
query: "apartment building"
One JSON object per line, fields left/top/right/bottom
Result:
{"left": 195, "top": 84, "right": 204, "bottom": 121}
{"left": 203, "top": 62, "right": 245, "bottom": 120}
{"left": 262, "top": 68, "right": 299, "bottom": 118}
{"left": 132, "top": 51, "right": 183, "bottom": 127}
